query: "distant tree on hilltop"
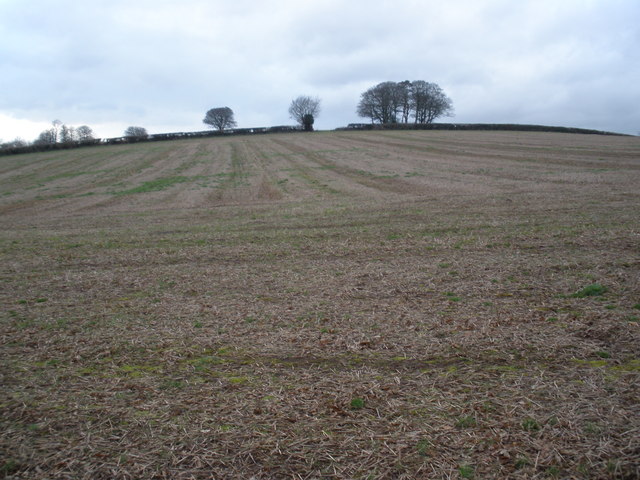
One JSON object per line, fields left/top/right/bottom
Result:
{"left": 357, "top": 81, "right": 453, "bottom": 124}
{"left": 124, "top": 126, "right": 148, "bottom": 138}
{"left": 33, "top": 128, "right": 56, "bottom": 146}
{"left": 289, "top": 96, "right": 320, "bottom": 131}
{"left": 203, "top": 107, "right": 237, "bottom": 131}
{"left": 60, "top": 125, "right": 76, "bottom": 144}
{"left": 76, "top": 125, "right": 95, "bottom": 142}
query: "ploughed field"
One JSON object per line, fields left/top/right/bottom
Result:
{"left": 1, "top": 130, "right": 639, "bottom": 479}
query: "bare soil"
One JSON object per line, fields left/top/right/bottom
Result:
{"left": 1, "top": 131, "right": 639, "bottom": 479}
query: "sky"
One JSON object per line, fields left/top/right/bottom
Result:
{"left": 1, "top": 0, "right": 639, "bottom": 142}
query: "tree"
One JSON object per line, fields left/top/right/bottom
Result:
{"left": 203, "top": 107, "right": 237, "bottom": 131}
{"left": 356, "top": 82, "right": 403, "bottom": 124}
{"left": 398, "top": 80, "right": 412, "bottom": 123}
{"left": 124, "top": 126, "right": 148, "bottom": 138}
{"left": 288, "top": 96, "right": 321, "bottom": 129}
{"left": 410, "top": 81, "right": 453, "bottom": 124}
{"left": 33, "top": 128, "right": 56, "bottom": 146}
{"left": 60, "top": 124, "right": 76, "bottom": 144}
{"left": 76, "top": 125, "right": 95, "bottom": 142}
{"left": 357, "top": 80, "right": 453, "bottom": 124}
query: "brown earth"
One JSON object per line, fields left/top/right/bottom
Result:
{"left": 1, "top": 130, "right": 639, "bottom": 479}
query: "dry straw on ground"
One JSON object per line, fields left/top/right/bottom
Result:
{"left": 1, "top": 131, "right": 639, "bottom": 478}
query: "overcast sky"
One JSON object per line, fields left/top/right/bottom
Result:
{"left": 1, "top": 0, "right": 639, "bottom": 141}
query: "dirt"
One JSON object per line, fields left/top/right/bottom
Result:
{"left": 1, "top": 130, "right": 639, "bottom": 479}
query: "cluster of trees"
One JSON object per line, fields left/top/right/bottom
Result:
{"left": 1, "top": 120, "right": 97, "bottom": 153}
{"left": 33, "top": 120, "right": 96, "bottom": 146}
{"left": 357, "top": 81, "right": 453, "bottom": 124}
{"left": 0, "top": 121, "right": 154, "bottom": 154}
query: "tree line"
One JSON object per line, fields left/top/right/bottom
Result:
{"left": 1, "top": 85, "right": 452, "bottom": 155}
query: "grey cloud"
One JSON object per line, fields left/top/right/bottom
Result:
{"left": 1, "top": 0, "right": 639, "bottom": 139}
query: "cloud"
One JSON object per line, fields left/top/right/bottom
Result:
{"left": 1, "top": 0, "right": 639, "bottom": 140}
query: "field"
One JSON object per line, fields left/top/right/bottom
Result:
{"left": 1, "top": 130, "right": 639, "bottom": 479}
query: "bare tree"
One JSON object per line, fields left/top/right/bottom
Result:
{"left": 124, "top": 126, "right": 148, "bottom": 138}
{"left": 76, "top": 125, "right": 95, "bottom": 142}
{"left": 398, "top": 80, "right": 412, "bottom": 123}
{"left": 410, "top": 81, "right": 453, "bottom": 124}
{"left": 288, "top": 96, "right": 321, "bottom": 130}
{"left": 356, "top": 82, "right": 403, "bottom": 124}
{"left": 34, "top": 128, "right": 57, "bottom": 145}
{"left": 203, "top": 107, "right": 237, "bottom": 131}
{"left": 60, "top": 124, "right": 76, "bottom": 144}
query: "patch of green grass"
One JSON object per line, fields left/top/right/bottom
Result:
{"left": 350, "top": 397, "right": 365, "bottom": 410}
{"left": 46, "top": 317, "right": 70, "bottom": 330}
{"left": 455, "top": 415, "right": 477, "bottom": 428}
{"left": 416, "top": 439, "right": 430, "bottom": 457}
{"left": 34, "top": 359, "right": 61, "bottom": 368}
{"left": 572, "top": 283, "right": 607, "bottom": 298}
{"left": 0, "top": 459, "right": 20, "bottom": 476}
{"left": 545, "top": 466, "right": 560, "bottom": 477}
{"left": 583, "top": 421, "right": 602, "bottom": 435}
{"left": 572, "top": 359, "right": 608, "bottom": 368}
{"left": 611, "top": 358, "right": 640, "bottom": 372}
{"left": 190, "top": 355, "right": 224, "bottom": 372}
{"left": 445, "top": 292, "right": 461, "bottom": 302}
{"left": 514, "top": 456, "right": 530, "bottom": 469}
{"left": 458, "top": 464, "right": 475, "bottom": 479}
{"left": 522, "top": 417, "right": 540, "bottom": 432}
{"left": 160, "top": 379, "right": 184, "bottom": 390}
{"left": 595, "top": 351, "right": 611, "bottom": 359}
{"left": 633, "top": 303, "right": 640, "bottom": 310}
{"left": 227, "top": 376, "right": 249, "bottom": 385}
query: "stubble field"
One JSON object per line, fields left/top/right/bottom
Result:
{"left": 1, "top": 130, "right": 639, "bottom": 479}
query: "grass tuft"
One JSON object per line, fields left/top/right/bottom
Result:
{"left": 572, "top": 283, "right": 608, "bottom": 298}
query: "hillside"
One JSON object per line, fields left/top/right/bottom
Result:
{"left": 1, "top": 130, "right": 638, "bottom": 221}
{"left": 1, "top": 130, "right": 639, "bottom": 479}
